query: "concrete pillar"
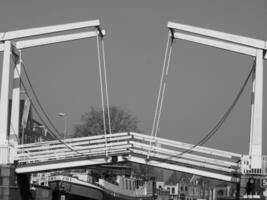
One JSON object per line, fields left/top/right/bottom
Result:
{"left": 239, "top": 175, "right": 266, "bottom": 199}
{"left": 0, "top": 165, "right": 19, "bottom": 200}
{"left": 0, "top": 165, "right": 32, "bottom": 200}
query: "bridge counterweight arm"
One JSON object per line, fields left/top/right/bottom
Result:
{"left": 168, "top": 21, "right": 266, "bottom": 172}
{"left": 173, "top": 32, "right": 257, "bottom": 57}
{"left": 0, "top": 20, "right": 106, "bottom": 165}
{"left": 168, "top": 21, "right": 266, "bottom": 50}
{"left": 168, "top": 22, "right": 267, "bottom": 59}
{"left": 0, "top": 19, "right": 100, "bottom": 42}
{"left": 15, "top": 30, "right": 105, "bottom": 49}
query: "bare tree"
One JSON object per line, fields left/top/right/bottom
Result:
{"left": 73, "top": 105, "right": 140, "bottom": 137}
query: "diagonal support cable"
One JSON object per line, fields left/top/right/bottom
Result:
{"left": 147, "top": 31, "right": 174, "bottom": 160}
{"left": 148, "top": 59, "right": 255, "bottom": 164}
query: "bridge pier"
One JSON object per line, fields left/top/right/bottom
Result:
{"left": 0, "top": 164, "right": 31, "bottom": 200}
{"left": 239, "top": 175, "right": 266, "bottom": 200}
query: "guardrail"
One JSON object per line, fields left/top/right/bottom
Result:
{"left": 15, "top": 132, "right": 242, "bottom": 182}
{"left": 16, "top": 132, "right": 132, "bottom": 164}
{"left": 16, "top": 132, "right": 241, "bottom": 173}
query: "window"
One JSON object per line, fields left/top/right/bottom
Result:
{"left": 181, "top": 186, "right": 184, "bottom": 191}
{"left": 172, "top": 187, "right": 175, "bottom": 194}
{"left": 185, "top": 186, "right": 188, "bottom": 191}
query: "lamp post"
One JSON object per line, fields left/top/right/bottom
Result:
{"left": 57, "top": 112, "right": 68, "bottom": 139}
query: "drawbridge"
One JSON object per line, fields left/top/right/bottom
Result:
{"left": 0, "top": 20, "right": 267, "bottom": 189}
{"left": 16, "top": 132, "right": 242, "bottom": 183}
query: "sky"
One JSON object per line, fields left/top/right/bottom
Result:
{"left": 0, "top": 0, "right": 267, "bottom": 155}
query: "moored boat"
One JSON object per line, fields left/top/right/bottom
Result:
{"left": 48, "top": 174, "right": 156, "bottom": 200}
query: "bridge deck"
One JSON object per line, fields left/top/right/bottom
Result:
{"left": 16, "top": 132, "right": 241, "bottom": 182}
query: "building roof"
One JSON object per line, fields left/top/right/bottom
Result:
{"left": 165, "top": 171, "right": 194, "bottom": 185}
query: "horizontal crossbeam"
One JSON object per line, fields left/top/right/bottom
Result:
{"left": 0, "top": 19, "right": 100, "bottom": 41}
{"left": 0, "top": 30, "right": 105, "bottom": 51}
{"left": 168, "top": 21, "right": 267, "bottom": 59}
{"left": 15, "top": 30, "right": 105, "bottom": 49}
{"left": 173, "top": 32, "right": 257, "bottom": 57}
{"left": 168, "top": 21, "right": 266, "bottom": 50}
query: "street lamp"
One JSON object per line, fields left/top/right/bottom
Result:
{"left": 57, "top": 112, "right": 68, "bottom": 139}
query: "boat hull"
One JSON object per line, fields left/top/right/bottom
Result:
{"left": 50, "top": 180, "right": 154, "bottom": 200}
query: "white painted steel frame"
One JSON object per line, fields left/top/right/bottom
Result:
{"left": 250, "top": 49, "right": 264, "bottom": 168}
{"left": 173, "top": 32, "right": 257, "bottom": 57}
{"left": 9, "top": 46, "right": 21, "bottom": 146}
{"left": 0, "top": 20, "right": 104, "bottom": 159}
{"left": 0, "top": 30, "right": 105, "bottom": 51}
{"left": 12, "top": 21, "right": 266, "bottom": 179}
{"left": 0, "top": 20, "right": 100, "bottom": 41}
{"left": 15, "top": 30, "right": 104, "bottom": 49}
{"left": 168, "top": 21, "right": 266, "bottom": 169}
{"left": 0, "top": 41, "right": 12, "bottom": 144}
{"left": 168, "top": 22, "right": 267, "bottom": 50}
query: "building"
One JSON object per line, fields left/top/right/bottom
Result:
{"left": 156, "top": 171, "right": 236, "bottom": 200}
{"left": 8, "top": 98, "right": 54, "bottom": 144}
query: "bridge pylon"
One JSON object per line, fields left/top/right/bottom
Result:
{"left": 167, "top": 21, "right": 267, "bottom": 199}
{"left": 0, "top": 19, "right": 105, "bottom": 199}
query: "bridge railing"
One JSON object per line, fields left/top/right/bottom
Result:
{"left": 16, "top": 132, "right": 132, "bottom": 164}
{"left": 130, "top": 132, "right": 241, "bottom": 173}
{"left": 15, "top": 132, "right": 243, "bottom": 182}
{"left": 16, "top": 132, "right": 241, "bottom": 173}
{"left": 241, "top": 155, "right": 267, "bottom": 175}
